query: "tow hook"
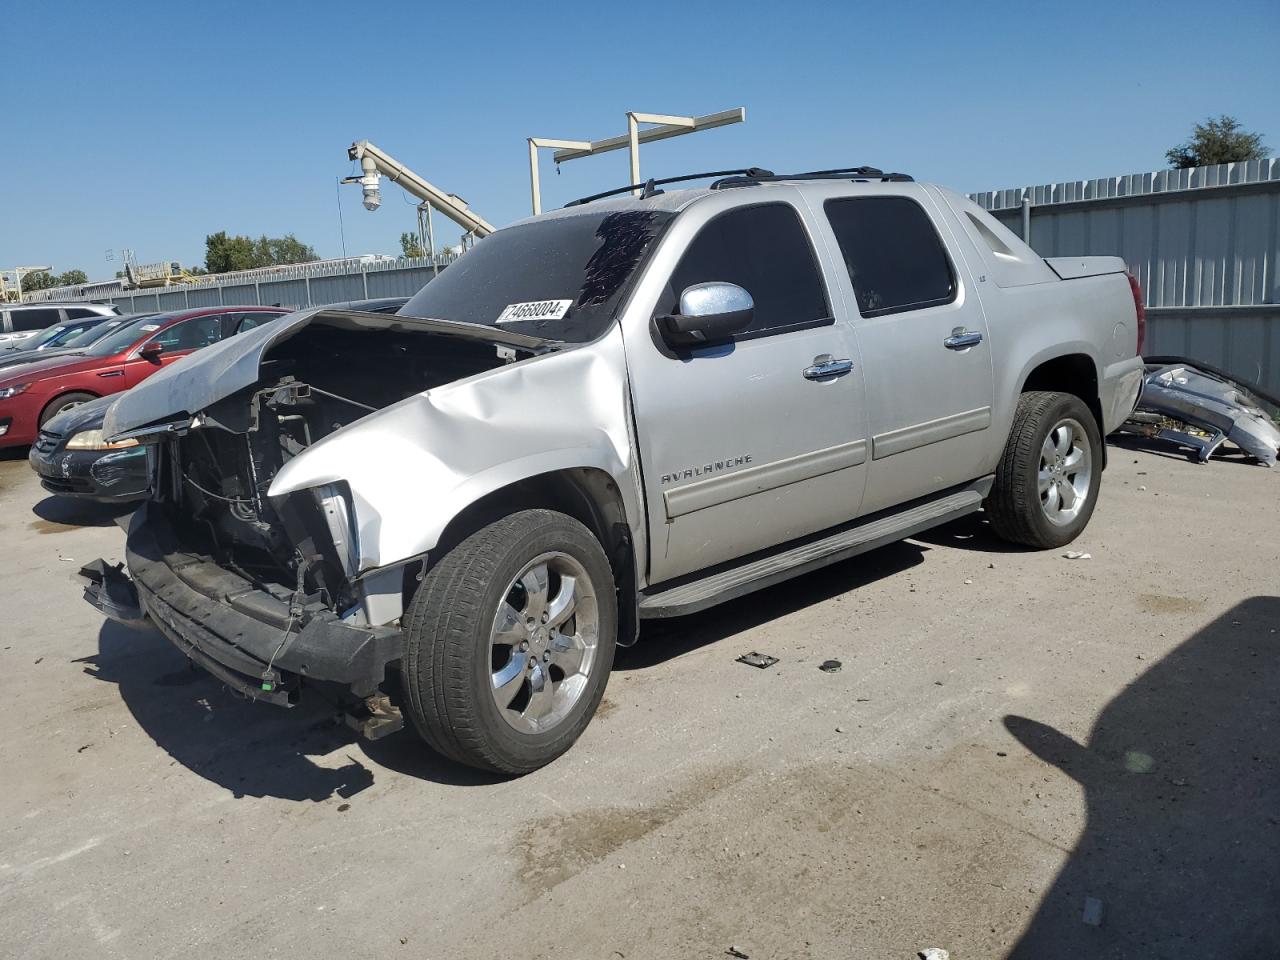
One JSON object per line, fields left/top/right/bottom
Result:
{"left": 79, "top": 559, "right": 150, "bottom": 628}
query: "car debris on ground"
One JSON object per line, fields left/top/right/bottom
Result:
{"left": 1119, "top": 356, "right": 1280, "bottom": 466}
{"left": 736, "top": 652, "right": 779, "bottom": 669}
{"left": 819, "top": 659, "right": 842, "bottom": 673}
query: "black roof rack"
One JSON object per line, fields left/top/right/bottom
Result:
{"left": 564, "top": 165, "right": 913, "bottom": 208}
{"left": 711, "top": 166, "right": 913, "bottom": 188}
{"left": 564, "top": 168, "right": 775, "bottom": 207}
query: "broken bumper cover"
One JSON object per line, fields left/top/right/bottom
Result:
{"left": 83, "top": 503, "right": 403, "bottom": 706}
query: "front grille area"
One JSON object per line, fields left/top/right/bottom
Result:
{"left": 34, "top": 430, "right": 60, "bottom": 455}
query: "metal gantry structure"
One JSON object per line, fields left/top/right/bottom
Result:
{"left": 341, "top": 109, "right": 745, "bottom": 256}
{"left": 527, "top": 107, "right": 745, "bottom": 214}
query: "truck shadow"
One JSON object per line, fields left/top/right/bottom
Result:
{"left": 1003, "top": 596, "right": 1279, "bottom": 958}
{"left": 79, "top": 542, "right": 929, "bottom": 795}
{"left": 620, "top": 539, "right": 926, "bottom": 669}
{"left": 80, "top": 620, "right": 502, "bottom": 798}
{"left": 31, "top": 494, "right": 136, "bottom": 528}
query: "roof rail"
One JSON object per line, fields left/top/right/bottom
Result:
{"left": 711, "top": 166, "right": 913, "bottom": 188}
{"left": 563, "top": 165, "right": 914, "bottom": 208}
{"left": 564, "top": 168, "right": 775, "bottom": 207}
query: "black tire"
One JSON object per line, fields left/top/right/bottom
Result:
{"left": 401, "top": 509, "right": 617, "bottom": 775}
{"left": 40, "top": 392, "right": 97, "bottom": 428}
{"left": 986, "top": 391, "right": 1103, "bottom": 549}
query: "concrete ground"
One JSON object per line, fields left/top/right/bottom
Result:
{"left": 0, "top": 440, "right": 1276, "bottom": 960}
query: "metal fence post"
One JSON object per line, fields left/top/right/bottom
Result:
{"left": 362, "top": 268, "right": 369, "bottom": 299}
{"left": 304, "top": 275, "right": 311, "bottom": 307}
{"left": 1021, "top": 193, "right": 1032, "bottom": 246}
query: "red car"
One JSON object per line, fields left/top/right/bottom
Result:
{"left": 0, "top": 306, "right": 289, "bottom": 448}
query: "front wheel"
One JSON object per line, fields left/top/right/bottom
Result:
{"left": 986, "top": 391, "right": 1102, "bottom": 549}
{"left": 40, "top": 391, "right": 97, "bottom": 428}
{"left": 401, "top": 509, "right": 617, "bottom": 774}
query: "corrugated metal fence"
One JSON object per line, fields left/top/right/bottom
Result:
{"left": 970, "top": 158, "right": 1280, "bottom": 392}
{"left": 95, "top": 255, "right": 453, "bottom": 314}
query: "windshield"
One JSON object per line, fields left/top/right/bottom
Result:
{"left": 39, "top": 323, "right": 97, "bottom": 348}
{"left": 7, "top": 324, "right": 66, "bottom": 350}
{"left": 399, "top": 209, "right": 674, "bottom": 343}
{"left": 55, "top": 314, "right": 154, "bottom": 351}
{"left": 84, "top": 315, "right": 164, "bottom": 357}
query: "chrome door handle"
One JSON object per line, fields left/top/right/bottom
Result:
{"left": 944, "top": 328, "right": 984, "bottom": 350}
{"left": 803, "top": 355, "right": 854, "bottom": 380}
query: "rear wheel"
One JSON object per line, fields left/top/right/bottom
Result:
{"left": 986, "top": 391, "right": 1102, "bottom": 549}
{"left": 40, "top": 391, "right": 96, "bottom": 428}
{"left": 401, "top": 509, "right": 617, "bottom": 774}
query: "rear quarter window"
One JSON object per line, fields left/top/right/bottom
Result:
{"left": 823, "top": 196, "right": 956, "bottom": 318}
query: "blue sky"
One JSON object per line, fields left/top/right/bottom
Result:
{"left": 3, "top": 0, "right": 1277, "bottom": 279}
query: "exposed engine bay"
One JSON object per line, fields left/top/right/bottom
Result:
{"left": 152, "top": 323, "right": 527, "bottom": 612}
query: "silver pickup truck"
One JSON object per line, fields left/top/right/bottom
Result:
{"left": 84, "top": 167, "right": 1145, "bottom": 774}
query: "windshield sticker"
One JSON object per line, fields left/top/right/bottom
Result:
{"left": 496, "top": 300, "right": 572, "bottom": 324}
{"left": 139, "top": 324, "right": 160, "bottom": 331}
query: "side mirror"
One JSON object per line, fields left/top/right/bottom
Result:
{"left": 139, "top": 342, "right": 164, "bottom": 362}
{"left": 657, "top": 282, "right": 754, "bottom": 347}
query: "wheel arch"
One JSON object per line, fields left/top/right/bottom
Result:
{"left": 39, "top": 388, "right": 101, "bottom": 425}
{"left": 1017, "top": 351, "right": 1105, "bottom": 468}
{"left": 423, "top": 467, "right": 641, "bottom": 647}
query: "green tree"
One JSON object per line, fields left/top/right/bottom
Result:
{"left": 205, "top": 231, "right": 319, "bottom": 273}
{"left": 400, "top": 232, "right": 426, "bottom": 258}
{"left": 19, "top": 268, "right": 87, "bottom": 290}
{"left": 1166, "top": 115, "right": 1269, "bottom": 169}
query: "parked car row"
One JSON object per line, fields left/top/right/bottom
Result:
{"left": 0, "top": 301, "right": 119, "bottom": 346}
{"left": 12, "top": 297, "right": 408, "bottom": 500}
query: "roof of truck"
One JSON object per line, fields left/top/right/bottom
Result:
{"left": 517, "top": 166, "right": 923, "bottom": 227}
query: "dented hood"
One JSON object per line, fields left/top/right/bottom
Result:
{"left": 103, "top": 307, "right": 554, "bottom": 440}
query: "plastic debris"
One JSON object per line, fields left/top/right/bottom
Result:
{"left": 1082, "top": 896, "right": 1104, "bottom": 926}
{"left": 919, "top": 949, "right": 951, "bottom": 960}
{"left": 1063, "top": 551, "right": 1092, "bottom": 560}
{"left": 727, "top": 948, "right": 749, "bottom": 959}
{"left": 819, "top": 659, "right": 842, "bottom": 673}
{"left": 736, "top": 652, "right": 778, "bottom": 669}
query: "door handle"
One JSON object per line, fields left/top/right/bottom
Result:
{"left": 944, "top": 328, "right": 984, "bottom": 350}
{"left": 803, "top": 355, "right": 854, "bottom": 380}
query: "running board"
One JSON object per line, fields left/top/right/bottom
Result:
{"left": 638, "top": 478, "right": 991, "bottom": 619}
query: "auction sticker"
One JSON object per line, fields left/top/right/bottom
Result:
{"left": 496, "top": 300, "right": 572, "bottom": 324}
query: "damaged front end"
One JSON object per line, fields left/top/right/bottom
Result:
{"left": 83, "top": 308, "right": 557, "bottom": 735}
{"left": 1118, "top": 357, "right": 1280, "bottom": 467}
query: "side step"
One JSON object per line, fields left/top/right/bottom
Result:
{"left": 638, "top": 478, "right": 991, "bottom": 618}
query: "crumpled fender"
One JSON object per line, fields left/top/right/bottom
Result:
{"left": 267, "top": 329, "right": 640, "bottom": 572}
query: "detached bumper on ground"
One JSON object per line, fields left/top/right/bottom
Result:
{"left": 82, "top": 503, "right": 404, "bottom": 731}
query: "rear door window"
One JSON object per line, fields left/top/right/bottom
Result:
{"left": 823, "top": 196, "right": 956, "bottom": 317}
{"left": 662, "top": 203, "right": 830, "bottom": 337}
{"left": 10, "top": 307, "right": 62, "bottom": 331}
{"left": 233, "top": 311, "right": 284, "bottom": 333}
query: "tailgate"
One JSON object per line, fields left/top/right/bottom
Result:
{"left": 1044, "top": 256, "right": 1127, "bottom": 280}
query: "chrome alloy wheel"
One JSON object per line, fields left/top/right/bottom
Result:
{"left": 1039, "top": 417, "right": 1092, "bottom": 526}
{"left": 489, "top": 551, "right": 599, "bottom": 734}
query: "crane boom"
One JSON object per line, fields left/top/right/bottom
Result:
{"left": 347, "top": 141, "right": 496, "bottom": 239}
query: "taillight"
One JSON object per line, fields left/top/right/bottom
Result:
{"left": 1127, "top": 272, "right": 1146, "bottom": 356}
